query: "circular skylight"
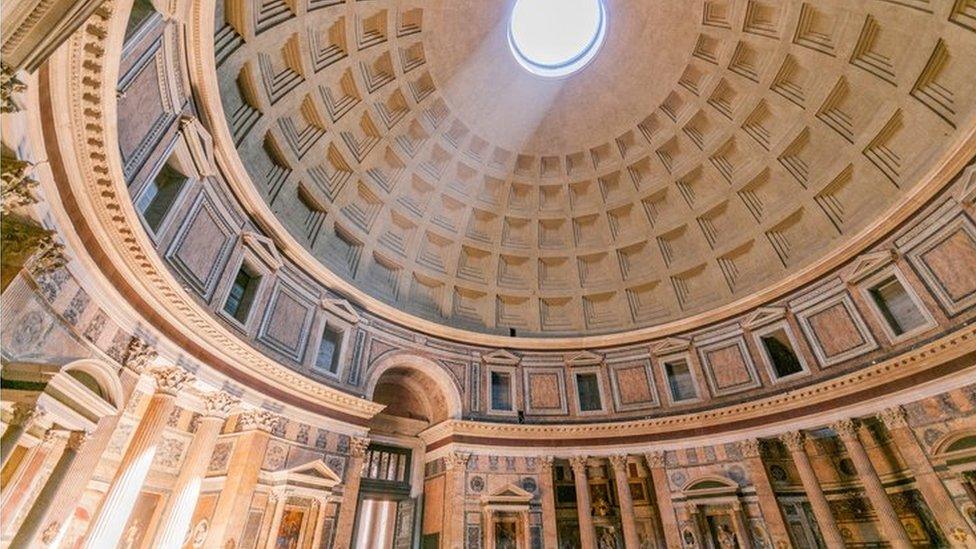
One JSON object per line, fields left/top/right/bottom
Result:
{"left": 508, "top": 0, "right": 607, "bottom": 78}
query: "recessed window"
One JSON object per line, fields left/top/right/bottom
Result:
{"left": 223, "top": 265, "right": 260, "bottom": 323}
{"left": 137, "top": 163, "right": 186, "bottom": 233}
{"left": 508, "top": 0, "right": 607, "bottom": 77}
{"left": 869, "top": 276, "right": 927, "bottom": 336}
{"left": 664, "top": 359, "right": 697, "bottom": 402}
{"left": 575, "top": 373, "right": 602, "bottom": 412}
{"left": 760, "top": 328, "right": 804, "bottom": 379}
{"left": 314, "top": 324, "right": 343, "bottom": 374}
{"left": 490, "top": 371, "right": 513, "bottom": 411}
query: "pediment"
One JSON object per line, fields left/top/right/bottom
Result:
{"left": 178, "top": 115, "right": 216, "bottom": 177}
{"left": 650, "top": 337, "right": 691, "bottom": 356}
{"left": 270, "top": 459, "right": 342, "bottom": 487}
{"left": 481, "top": 482, "right": 533, "bottom": 505}
{"left": 956, "top": 164, "right": 976, "bottom": 206}
{"left": 844, "top": 250, "right": 895, "bottom": 283}
{"left": 742, "top": 307, "right": 786, "bottom": 329}
{"left": 322, "top": 296, "right": 361, "bottom": 324}
{"left": 564, "top": 350, "right": 603, "bottom": 366}
{"left": 482, "top": 349, "right": 520, "bottom": 366}
{"left": 242, "top": 232, "right": 283, "bottom": 271}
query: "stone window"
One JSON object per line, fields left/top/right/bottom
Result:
{"left": 136, "top": 163, "right": 186, "bottom": 234}
{"left": 760, "top": 328, "right": 804, "bottom": 379}
{"left": 664, "top": 359, "right": 697, "bottom": 402}
{"left": 575, "top": 372, "right": 602, "bottom": 412}
{"left": 490, "top": 371, "right": 513, "bottom": 411}
{"left": 314, "top": 324, "right": 343, "bottom": 374}
{"left": 223, "top": 265, "right": 261, "bottom": 323}
{"left": 868, "top": 276, "right": 928, "bottom": 337}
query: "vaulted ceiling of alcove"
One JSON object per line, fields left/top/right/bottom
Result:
{"left": 213, "top": 0, "right": 976, "bottom": 336}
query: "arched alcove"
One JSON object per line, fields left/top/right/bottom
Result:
{"left": 364, "top": 353, "right": 463, "bottom": 431}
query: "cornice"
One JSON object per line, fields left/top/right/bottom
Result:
{"left": 38, "top": 0, "right": 383, "bottom": 424}
{"left": 419, "top": 324, "right": 976, "bottom": 449}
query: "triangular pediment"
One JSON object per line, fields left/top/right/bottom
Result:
{"left": 564, "top": 350, "right": 603, "bottom": 366}
{"left": 279, "top": 459, "right": 342, "bottom": 486}
{"left": 482, "top": 349, "right": 520, "bottom": 366}
{"left": 481, "top": 482, "right": 534, "bottom": 506}
{"left": 322, "top": 296, "right": 361, "bottom": 324}
{"left": 844, "top": 250, "right": 895, "bottom": 283}
{"left": 178, "top": 115, "right": 216, "bottom": 177}
{"left": 242, "top": 232, "right": 283, "bottom": 271}
{"left": 650, "top": 337, "right": 691, "bottom": 356}
{"left": 956, "top": 165, "right": 976, "bottom": 206}
{"left": 742, "top": 307, "right": 786, "bottom": 329}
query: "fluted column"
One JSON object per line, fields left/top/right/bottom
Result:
{"left": 645, "top": 451, "right": 680, "bottom": 549}
{"left": 569, "top": 456, "right": 596, "bottom": 549}
{"left": 443, "top": 451, "right": 471, "bottom": 549}
{"left": 9, "top": 431, "right": 88, "bottom": 547}
{"left": 205, "top": 409, "right": 280, "bottom": 547}
{"left": 154, "top": 391, "right": 238, "bottom": 549}
{"left": 738, "top": 439, "right": 789, "bottom": 548}
{"left": 264, "top": 487, "right": 291, "bottom": 549}
{"left": 310, "top": 497, "right": 329, "bottom": 549}
{"left": 0, "top": 428, "right": 60, "bottom": 534}
{"left": 608, "top": 455, "right": 639, "bottom": 549}
{"left": 538, "top": 456, "right": 558, "bottom": 549}
{"left": 879, "top": 407, "right": 975, "bottom": 546}
{"left": 832, "top": 419, "right": 912, "bottom": 549}
{"left": 730, "top": 501, "right": 753, "bottom": 549}
{"left": 780, "top": 431, "right": 845, "bottom": 548}
{"left": 1, "top": 402, "right": 45, "bottom": 468}
{"left": 32, "top": 352, "right": 146, "bottom": 548}
{"left": 333, "top": 437, "right": 370, "bottom": 549}
{"left": 83, "top": 366, "right": 192, "bottom": 549}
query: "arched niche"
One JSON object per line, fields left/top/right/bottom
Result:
{"left": 363, "top": 352, "right": 463, "bottom": 430}
{"left": 38, "top": 359, "right": 125, "bottom": 431}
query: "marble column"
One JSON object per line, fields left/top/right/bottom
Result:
{"left": 879, "top": 407, "right": 976, "bottom": 546}
{"left": 9, "top": 430, "right": 88, "bottom": 547}
{"left": 0, "top": 428, "right": 61, "bottom": 534}
{"left": 608, "top": 455, "right": 639, "bottom": 549}
{"left": 443, "top": 451, "right": 471, "bottom": 549}
{"left": 832, "top": 419, "right": 912, "bottom": 549}
{"left": 738, "top": 439, "right": 790, "bottom": 548}
{"left": 30, "top": 360, "right": 144, "bottom": 548}
{"left": 154, "top": 391, "right": 238, "bottom": 549}
{"left": 538, "top": 456, "right": 558, "bottom": 549}
{"left": 264, "top": 487, "right": 291, "bottom": 549}
{"left": 310, "top": 497, "right": 329, "bottom": 549}
{"left": 333, "top": 436, "right": 370, "bottom": 549}
{"left": 569, "top": 456, "right": 596, "bottom": 549}
{"left": 780, "top": 431, "right": 845, "bottom": 548}
{"left": 83, "top": 366, "right": 192, "bottom": 549}
{"left": 1, "top": 402, "right": 45, "bottom": 469}
{"left": 644, "top": 451, "right": 681, "bottom": 549}
{"left": 730, "top": 501, "right": 753, "bottom": 549}
{"left": 204, "top": 409, "right": 280, "bottom": 547}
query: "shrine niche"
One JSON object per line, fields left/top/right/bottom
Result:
{"left": 258, "top": 460, "right": 342, "bottom": 549}
{"left": 480, "top": 483, "right": 533, "bottom": 549}
{"left": 679, "top": 476, "right": 753, "bottom": 549}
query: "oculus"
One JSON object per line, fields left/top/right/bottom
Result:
{"left": 508, "top": 0, "right": 607, "bottom": 77}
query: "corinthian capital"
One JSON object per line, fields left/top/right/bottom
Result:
{"left": 150, "top": 366, "right": 193, "bottom": 396}
{"left": 738, "top": 438, "right": 762, "bottom": 459}
{"left": 538, "top": 455, "right": 555, "bottom": 473}
{"left": 644, "top": 450, "right": 667, "bottom": 469}
{"left": 202, "top": 391, "right": 240, "bottom": 419}
{"left": 123, "top": 337, "right": 157, "bottom": 374}
{"left": 779, "top": 431, "right": 806, "bottom": 453}
{"left": 10, "top": 401, "right": 44, "bottom": 426}
{"left": 830, "top": 418, "right": 860, "bottom": 441}
{"left": 236, "top": 409, "right": 282, "bottom": 433}
{"left": 568, "top": 455, "right": 589, "bottom": 474}
{"left": 1, "top": 153, "right": 39, "bottom": 214}
{"left": 608, "top": 454, "right": 629, "bottom": 472}
{"left": 66, "top": 430, "right": 90, "bottom": 451}
{"left": 348, "top": 436, "right": 370, "bottom": 458}
{"left": 446, "top": 451, "right": 471, "bottom": 470}
{"left": 877, "top": 406, "right": 908, "bottom": 430}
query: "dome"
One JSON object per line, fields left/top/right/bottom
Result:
{"left": 3, "top": 0, "right": 976, "bottom": 547}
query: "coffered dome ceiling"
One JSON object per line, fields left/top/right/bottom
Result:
{"left": 213, "top": 0, "right": 976, "bottom": 336}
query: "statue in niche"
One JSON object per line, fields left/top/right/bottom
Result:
{"left": 495, "top": 521, "right": 517, "bottom": 549}
{"left": 598, "top": 527, "right": 618, "bottom": 549}
{"left": 717, "top": 524, "right": 737, "bottom": 549}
